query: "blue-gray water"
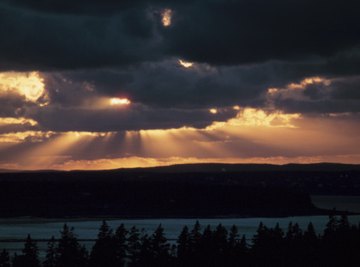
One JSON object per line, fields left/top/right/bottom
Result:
{"left": 0, "top": 195, "right": 359, "bottom": 256}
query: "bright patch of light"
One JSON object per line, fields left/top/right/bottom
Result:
{"left": 288, "top": 76, "right": 331, "bottom": 90}
{"left": 110, "top": 98, "right": 131, "bottom": 106}
{"left": 161, "top": 9, "right": 172, "bottom": 27}
{"left": 209, "top": 108, "right": 218, "bottom": 114}
{"left": 208, "top": 108, "right": 301, "bottom": 130}
{"left": 0, "top": 117, "right": 38, "bottom": 126}
{"left": 178, "top": 59, "right": 194, "bottom": 68}
{"left": 0, "top": 131, "right": 54, "bottom": 143}
{"left": 233, "top": 105, "right": 241, "bottom": 110}
{"left": 267, "top": 88, "right": 279, "bottom": 95}
{"left": 229, "top": 108, "right": 301, "bottom": 128}
{"left": 0, "top": 72, "right": 48, "bottom": 103}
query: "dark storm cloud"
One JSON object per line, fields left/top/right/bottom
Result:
{"left": 0, "top": 0, "right": 360, "bottom": 133}
{"left": 330, "top": 77, "right": 360, "bottom": 99}
{"left": 1, "top": 0, "right": 182, "bottom": 15}
{"left": 0, "top": 2, "right": 160, "bottom": 71}
{"left": 42, "top": 56, "right": 360, "bottom": 113}
{"left": 54, "top": 61, "right": 271, "bottom": 108}
{"left": 29, "top": 105, "right": 237, "bottom": 132}
{"left": 272, "top": 75, "right": 360, "bottom": 113}
{"left": 1, "top": 0, "right": 360, "bottom": 70}
{"left": 276, "top": 99, "right": 360, "bottom": 114}
{"left": 0, "top": 93, "right": 32, "bottom": 117}
{"left": 43, "top": 73, "right": 99, "bottom": 107}
{"left": 1, "top": 0, "right": 146, "bottom": 14}
{"left": 164, "top": 0, "right": 360, "bottom": 65}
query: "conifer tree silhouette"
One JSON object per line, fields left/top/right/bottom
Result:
{"left": 56, "top": 224, "right": 88, "bottom": 267}
{"left": 0, "top": 249, "right": 10, "bottom": 267}
{"left": 13, "top": 235, "right": 40, "bottom": 267}
{"left": 43, "top": 236, "right": 57, "bottom": 267}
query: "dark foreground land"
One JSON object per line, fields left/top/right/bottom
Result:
{"left": 1, "top": 215, "right": 360, "bottom": 267}
{"left": 0, "top": 163, "right": 359, "bottom": 218}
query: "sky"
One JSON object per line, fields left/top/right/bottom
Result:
{"left": 0, "top": 0, "right": 359, "bottom": 170}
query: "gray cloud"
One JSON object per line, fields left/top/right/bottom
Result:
{"left": 271, "top": 75, "right": 360, "bottom": 113}
{"left": 0, "top": 3, "right": 161, "bottom": 71}
{"left": 0, "top": 0, "right": 360, "bottom": 133}
{"left": 1, "top": 0, "right": 180, "bottom": 15}
{"left": 29, "top": 104, "right": 237, "bottom": 132}
{"left": 330, "top": 77, "right": 360, "bottom": 99}
{"left": 46, "top": 60, "right": 320, "bottom": 109}
{"left": 0, "top": 93, "right": 33, "bottom": 118}
{"left": 1, "top": 0, "right": 360, "bottom": 71}
{"left": 163, "top": 0, "right": 360, "bottom": 65}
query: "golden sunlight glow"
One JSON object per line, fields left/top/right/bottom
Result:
{"left": 0, "top": 72, "right": 48, "bottom": 103}
{"left": 215, "top": 108, "right": 301, "bottom": 128}
{"left": 178, "top": 59, "right": 194, "bottom": 68}
{"left": 110, "top": 98, "right": 131, "bottom": 106}
{"left": 0, "top": 117, "right": 38, "bottom": 126}
{"left": 0, "top": 131, "right": 53, "bottom": 143}
{"left": 130, "top": 127, "right": 217, "bottom": 158}
{"left": 209, "top": 108, "right": 218, "bottom": 114}
{"left": 233, "top": 105, "right": 241, "bottom": 110}
{"left": 288, "top": 76, "right": 331, "bottom": 90}
{"left": 267, "top": 88, "right": 279, "bottom": 95}
{"left": 161, "top": 8, "right": 172, "bottom": 27}
{"left": 14, "top": 131, "right": 115, "bottom": 169}
{"left": 1, "top": 111, "right": 358, "bottom": 170}
{"left": 47, "top": 154, "right": 360, "bottom": 170}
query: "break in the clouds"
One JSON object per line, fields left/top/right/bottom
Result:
{"left": 0, "top": 0, "right": 359, "bottom": 169}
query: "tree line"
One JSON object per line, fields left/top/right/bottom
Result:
{"left": 0, "top": 215, "right": 359, "bottom": 267}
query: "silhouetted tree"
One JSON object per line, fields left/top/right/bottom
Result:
{"left": 114, "top": 223, "right": 127, "bottom": 267}
{"left": 177, "top": 226, "right": 190, "bottom": 262}
{"left": 201, "top": 225, "right": 213, "bottom": 250}
{"left": 4, "top": 216, "right": 360, "bottom": 267}
{"left": 273, "top": 223, "right": 284, "bottom": 242}
{"left": 13, "top": 235, "right": 40, "bottom": 267}
{"left": 252, "top": 222, "right": 267, "bottom": 248}
{"left": 136, "top": 234, "right": 152, "bottom": 267}
{"left": 212, "top": 224, "right": 228, "bottom": 266}
{"left": 213, "top": 224, "right": 228, "bottom": 253}
{"left": 43, "top": 236, "right": 57, "bottom": 267}
{"left": 228, "top": 225, "right": 247, "bottom": 253}
{"left": 239, "top": 235, "right": 247, "bottom": 251}
{"left": 150, "top": 224, "right": 170, "bottom": 267}
{"left": 304, "top": 222, "right": 317, "bottom": 241}
{"left": 56, "top": 224, "right": 88, "bottom": 267}
{"left": 189, "top": 221, "right": 201, "bottom": 253}
{"left": 0, "top": 249, "right": 10, "bottom": 267}
{"left": 253, "top": 222, "right": 285, "bottom": 266}
{"left": 339, "top": 214, "right": 350, "bottom": 231}
{"left": 228, "top": 225, "right": 239, "bottom": 249}
{"left": 325, "top": 214, "right": 338, "bottom": 236}
{"left": 12, "top": 253, "right": 20, "bottom": 267}
{"left": 90, "top": 221, "right": 117, "bottom": 267}
{"left": 127, "top": 226, "right": 141, "bottom": 267}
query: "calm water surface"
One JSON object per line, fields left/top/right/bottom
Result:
{"left": 0, "top": 195, "right": 359, "bottom": 256}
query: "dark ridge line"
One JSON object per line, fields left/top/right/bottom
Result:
{"left": 1, "top": 162, "right": 359, "bottom": 174}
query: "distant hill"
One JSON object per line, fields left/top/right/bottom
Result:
{"left": 0, "top": 169, "right": 25, "bottom": 173}
{"left": 0, "top": 162, "right": 359, "bottom": 218}
{"left": 113, "top": 162, "right": 360, "bottom": 173}
{"left": 0, "top": 162, "right": 359, "bottom": 174}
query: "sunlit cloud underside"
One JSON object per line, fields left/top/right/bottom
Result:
{"left": 0, "top": 108, "right": 358, "bottom": 170}
{"left": 0, "top": 72, "right": 359, "bottom": 170}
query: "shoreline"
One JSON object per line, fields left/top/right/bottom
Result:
{"left": 0, "top": 210, "right": 359, "bottom": 224}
